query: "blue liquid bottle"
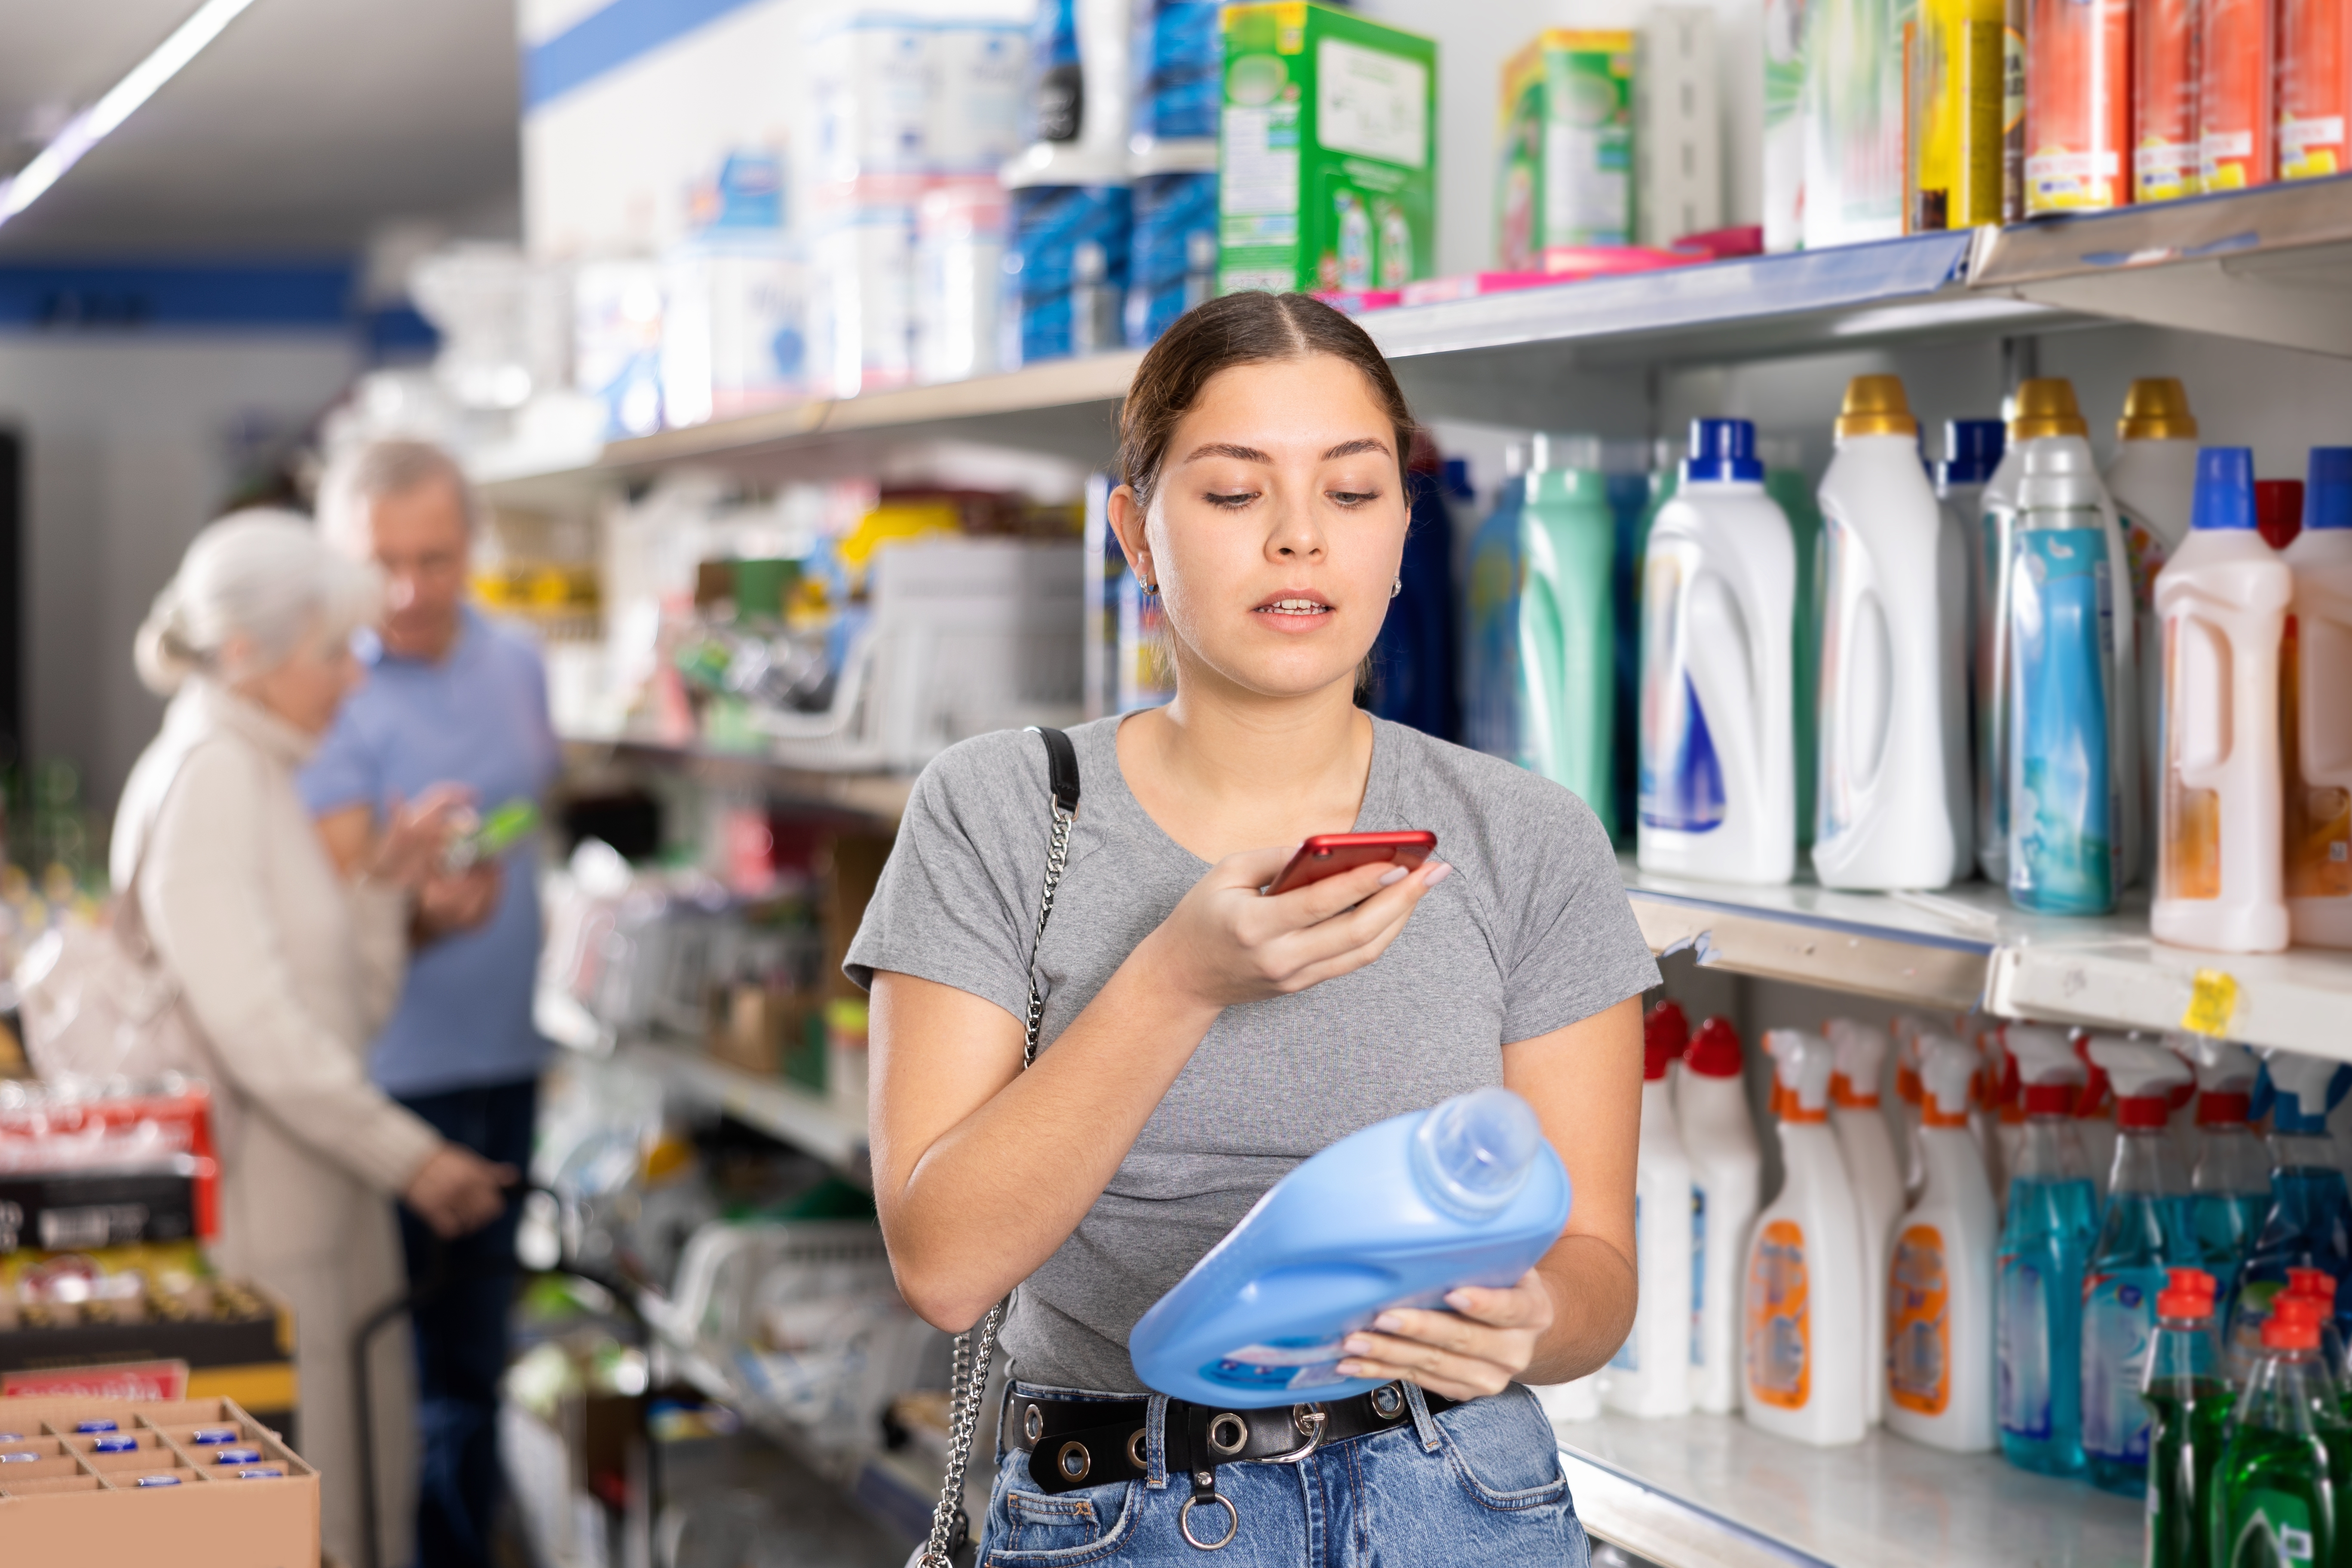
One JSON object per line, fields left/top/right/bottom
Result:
{"left": 2190, "top": 1050, "right": 2272, "bottom": 1293}
{"left": 1368, "top": 444, "right": 1462, "bottom": 741}
{"left": 2079, "top": 1046, "right": 2198, "bottom": 1495}
{"left": 2225, "top": 1055, "right": 2352, "bottom": 1378}
{"left": 1998, "top": 1028, "right": 2100, "bottom": 1475}
{"left": 1465, "top": 444, "right": 1528, "bottom": 762}
{"left": 1129, "top": 1088, "right": 1572, "bottom": 1408}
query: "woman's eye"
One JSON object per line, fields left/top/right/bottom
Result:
{"left": 1329, "top": 489, "right": 1381, "bottom": 507}
{"left": 1205, "top": 490, "right": 1257, "bottom": 508}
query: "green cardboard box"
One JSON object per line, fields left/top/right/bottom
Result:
{"left": 1496, "top": 30, "right": 1636, "bottom": 266}
{"left": 1217, "top": 3, "right": 1436, "bottom": 295}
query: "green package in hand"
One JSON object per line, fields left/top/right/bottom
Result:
{"left": 448, "top": 799, "right": 540, "bottom": 870}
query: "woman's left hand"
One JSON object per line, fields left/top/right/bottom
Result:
{"left": 1335, "top": 1270, "right": 1558, "bottom": 1400}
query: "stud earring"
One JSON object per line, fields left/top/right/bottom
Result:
{"left": 1390, "top": 577, "right": 1403, "bottom": 598}
{"left": 1142, "top": 580, "right": 1160, "bottom": 594}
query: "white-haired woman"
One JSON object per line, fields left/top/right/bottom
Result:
{"left": 113, "top": 511, "right": 514, "bottom": 1568}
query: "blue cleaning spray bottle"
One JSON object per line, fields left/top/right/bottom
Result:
{"left": 2078, "top": 1037, "right": 2197, "bottom": 1494}
{"left": 2186, "top": 1039, "right": 2269, "bottom": 1292}
{"left": 1129, "top": 1087, "right": 1572, "bottom": 1408}
{"left": 1998, "top": 1026, "right": 2099, "bottom": 1475}
{"left": 2223, "top": 1051, "right": 2352, "bottom": 1379}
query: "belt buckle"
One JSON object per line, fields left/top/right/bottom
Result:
{"left": 1257, "top": 1402, "right": 1326, "bottom": 1464}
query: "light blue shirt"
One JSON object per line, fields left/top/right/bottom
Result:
{"left": 300, "top": 606, "right": 563, "bottom": 1099}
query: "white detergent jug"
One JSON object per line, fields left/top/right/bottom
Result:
{"left": 1812, "top": 375, "right": 1970, "bottom": 888}
{"left": 2284, "top": 448, "right": 2352, "bottom": 949}
{"left": 1678, "top": 1014, "right": 1762, "bottom": 1414}
{"left": 1885, "top": 1035, "right": 2000, "bottom": 1452}
{"left": 1827, "top": 1017, "right": 1904, "bottom": 1425}
{"left": 1638, "top": 419, "right": 1797, "bottom": 885}
{"left": 2152, "top": 447, "right": 2292, "bottom": 953}
{"left": 1608, "top": 1012, "right": 1697, "bottom": 1417}
{"left": 1746, "top": 1029, "right": 1868, "bottom": 1446}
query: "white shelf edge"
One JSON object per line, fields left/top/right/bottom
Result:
{"left": 616, "top": 1041, "right": 868, "bottom": 1172}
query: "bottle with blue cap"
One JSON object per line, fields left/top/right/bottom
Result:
{"left": 2151, "top": 448, "right": 2293, "bottom": 952}
{"left": 1636, "top": 417, "right": 1797, "bottom": 884}
{"left": 2223, "top": 1050, "right": 2352, "bottom": 1379}
{"left": 2283, "top": 447, "right": 2352, "bottom": 949}
{"left": 1127, "top": 1087, "right": 1571, "bottom": 1406}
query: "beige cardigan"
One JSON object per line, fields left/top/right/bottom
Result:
{"left": 112, "top": 678, "right": 438, "bottom": 1568}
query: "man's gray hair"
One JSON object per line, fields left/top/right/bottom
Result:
{"left": 315, "top": 437, "right": 481, "bottom": 554}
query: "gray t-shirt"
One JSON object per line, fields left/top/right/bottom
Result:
{"left": 845, "top": 715, "right": 1660, "bottom": 1392}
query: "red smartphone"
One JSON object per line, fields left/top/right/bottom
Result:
{"left": 1265, "top": 831, "right": 1437, "bottom": 896}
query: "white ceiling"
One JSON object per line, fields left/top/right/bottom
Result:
{"left": 0, "top": 0, "right": 522, "bottom": 257}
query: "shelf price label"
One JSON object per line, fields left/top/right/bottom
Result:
{"left": 2180, "top": 968, "right": 2241, "bottom": 1037}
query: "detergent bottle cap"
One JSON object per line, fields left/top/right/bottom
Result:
{"left": 1683, "top": 1017, "right": 1743, "bottom": 1079}
{"left": 1835, "top": 374, "right": 1918, "bottom": 439}
{"left": 1939, "top": 419, "right": 2007, "bottom": 487}
{"left": 2193, "top": 448, "right": 2258, "bottom": 531}
{"left": 2118, "top": 377, "right": 2199, "bottom": 441}
{"left": 1763, "top": 1029, "right": 1832, "bottom": 1121}
{"left": 2010, "top": 378, "right": 2088, "bottom": 441}
{"left": 1682, "top": 418, "right": 1764, "bottom": 484}
{"left": 1825, "top": 1018, "right": 1887, "bottom": 1108}
{"left": 2011, "top": 1026, "right": 2086, "bottom": 1116}
{"left": 1412, "top": 1087, "right": 1542, "bottom": 1218}
{"left": 2157, "top": 1267, "right": 2218, "bottom": 1320}
{"left": 2263, "top": 1051, "right": 2351, "bottom": 1136}
{"left": 2266, "top": 1294, "right": 2324, "bottom": 1352}
{"left": 2257, "top": 479, "right": 2306, "bottom": 550}
{"left": 2309, "top": 448, "right": 2352, "bottom": 530}
{"left": 1920, "top": 1037, "right": 1977, "bottom": 1127}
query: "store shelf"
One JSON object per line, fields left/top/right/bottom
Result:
{"left": 1556, "top": 1411, "right": 2139, "bottom": 1568}
{"left": 619, "top": 1041, "right": 869, "bottom": 1175}
{"left": 561, "top": 735, "right": 914, "bottom": 824}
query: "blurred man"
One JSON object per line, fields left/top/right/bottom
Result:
{"left": 305, "top": 438, "right": 561, "bottom": 1568}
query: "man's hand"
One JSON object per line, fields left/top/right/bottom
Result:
{"left": 416, "top": 862, "right": 502, "bottom": 942}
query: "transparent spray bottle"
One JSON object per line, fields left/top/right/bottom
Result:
{"left": 1997, "top": 1026, "right": 2097, "bottom": 1475}
{"left": 2227, "top": 1052, "right": 2352, "bottom": 1378}
{"left": 2186, "top": 1039, "right": 2270, "bottom": 1291}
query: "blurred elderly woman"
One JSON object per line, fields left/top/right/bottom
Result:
{"left": 112, "top": 512, "right": 513, "bottom": 1568}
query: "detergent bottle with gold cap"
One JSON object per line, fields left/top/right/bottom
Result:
{"left": 2108, "top": 378, "right": 2203, "bottom": 877}
{"left": 1812, "top": 375, "right": 1973, "bottom": 889}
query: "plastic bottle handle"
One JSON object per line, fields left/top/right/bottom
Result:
{"left": 2165, "top": 608, "right": 2237, "bottom": 795}
{"left": 2298, "top": 590, "right": 2352, "bottom": 782}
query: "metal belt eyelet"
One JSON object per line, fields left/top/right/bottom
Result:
{"left": 1206, "top": 1412, "right": 1248, "bottom": 1458}
{"left": 1056, "top": 1440, "right": 1091, "bottom": 1483}
{"left": 1023, "top": 1404, "right": 1044, "bottom": 1443}
{"left": 1180, "top": 1494, "right": 1240, "bottom": 1550}
{"left": 1370, "top": 1383, "right": 1403, "bottom": 1420}
{"left": 1127, "top": 1426, "right": 1148, "bottom": 1470}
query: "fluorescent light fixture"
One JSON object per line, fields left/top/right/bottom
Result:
{"left": 0, "top": 0, "right": 263, "bottom": 228}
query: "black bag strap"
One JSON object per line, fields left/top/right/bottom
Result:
{"left": 1020, "top": 726, "right": 1080, "bottom": 1069}
{"left": 1035, "top": 724, "right": 1081, "bottom": 817}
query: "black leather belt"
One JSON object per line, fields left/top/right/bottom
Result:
{"left": 1004, "top": 1383, "right": 1456, "bottom": 1498}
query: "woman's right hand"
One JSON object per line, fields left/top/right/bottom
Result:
{"left": 402, "top": 1144, "right": 517, "bottom": 1239}
{"left": 368, "top": 784, "right": 475, "bottom": 891}
{"left": 1144, "top": 845, "right": 1452, "bottom": 1010}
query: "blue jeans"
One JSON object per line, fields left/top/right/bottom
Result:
{"left": 395, "top": 1077, "right": 536, "bottom": 1568}
{"left": 981, "top": 1381, "right": 1589, "bottom": 1568}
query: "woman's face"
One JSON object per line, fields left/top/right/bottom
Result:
{"left": 237, "top": 623, "right": 361, "bottom": 736}
{"left": 1115, "top": 354, "right": 1407, "bottom": 702}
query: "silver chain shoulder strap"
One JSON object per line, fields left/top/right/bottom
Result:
{"left": 914, "top": 726, "right": 1079, "bottom": 1568}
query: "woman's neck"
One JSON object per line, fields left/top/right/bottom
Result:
{"left": 1118, "top": 674, "right": 1375, "bottom": 864}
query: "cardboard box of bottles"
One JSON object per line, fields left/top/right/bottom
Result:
{"left": 0, "top": 1396, "right": 317, "bottom": 1566}
{"left": 1217, "top": 2, "right": 1436, "bottom": 296}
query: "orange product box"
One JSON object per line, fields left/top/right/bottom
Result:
{"left": 0, "top": 1395, "right": 316, "bottom": 1567}
{"left": 2133, "top": 0, "right": 2201, "bottom": 199}
{"left": 2024, "top": 0, "right": 2133, "bottom": 210}
{"left": 2198, "top": 0, "right": 2276, "bottom": 187}
{"left": 2278, "top": 0, "right": 2352, "bottom": 178}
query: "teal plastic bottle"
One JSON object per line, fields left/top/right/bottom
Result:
{"left": 2226, "top": 1057, "right": 2352, "bottom": 1378}
{"left": 2213, "top": 1295, "right": 2340, "bottom": 1568}
{"left": 2191, "top": 1084, "right": 2272, "bottom": 1293}
{"left": 1998, "top": 1059, "right": 2100, "bottom": 1475}
{"left": 2081, "top": 1072, "right": 2199, "bottom": 1494}
{"left": 1129, "top": 1088, "right": 1572, "bottom": 1408}
{"left": 1764, "top": 464, "right": 1824, "bottom": 854}
{"left": 1464, "top": 446, "right": 1528, "bottom": 763}
{"left": 1518, "top": 435, "right": 1618, "bottom": 834}
{"left": 2142, "top": 1268, "right": 2231, "bottom": 1568}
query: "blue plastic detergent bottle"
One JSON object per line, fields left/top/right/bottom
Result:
{"left": 1129, "top": 1088, "right": 1571, "bottom": 1408}
{"left": 1367, "top": 449, "right": 1462, "bottom": 742}
{"left": 1464, "top": 446, "right": 1530, "bottom": 762}
{"left": 1997, "top": 1026, "right": 2099, "bottom": 1476}
{"left": 2224, "top": 1054, "right": 2352, "bottom": 1379}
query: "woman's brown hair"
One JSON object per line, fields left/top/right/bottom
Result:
{"left": 1116, "top": 291, "right": 1418, "bottom": 513}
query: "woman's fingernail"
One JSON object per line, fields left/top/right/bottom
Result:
{"left": 1344, "top": 1335, "right": 1372, "bottom": 1354}
{"left": 1373, "top": 1312, "right": 1403, "bottom": 1332}
{"left": 1424, "top": 861, "right": 1452, "bottom": 886}
{"left": 1378, "top": 866, "right": 1408, "bottom": 886}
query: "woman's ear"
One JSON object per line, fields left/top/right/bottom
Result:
{"left": 1107, "top": 484, "right": 1156, "bottom": 589}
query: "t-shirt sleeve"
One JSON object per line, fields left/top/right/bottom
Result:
{"left": 297, "top": 702, "right": 379, "bottom": 817}
{"left": 1497, "top": 783, "right": 1660, "bottom": 1044}
{"left": 842, "top": 733, "right": 1040, "bottom": 1024}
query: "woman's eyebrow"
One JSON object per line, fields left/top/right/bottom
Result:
{"left": 1321, "top": 438, "right": 1391, "bottom": 461}
{"left": 1182, "top": 441, "right": 1272, "bottom": 464}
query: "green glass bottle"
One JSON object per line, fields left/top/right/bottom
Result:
{"left": 2144, "top": 1268, "right": 2230, "bottom": 1568}
{"left": 2214, "top": 1294, "right": 2337, "bottom": 1568}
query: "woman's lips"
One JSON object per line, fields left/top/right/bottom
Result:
{"left": 1253, "top": 596, "right": 1335, "bottom": 631}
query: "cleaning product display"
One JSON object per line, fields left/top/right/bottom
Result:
{"left": 2283, "top": 449, "right": 2352, "bottom": 949}
{"left": 2153, "top": 448, "right": 2292, "bottom": 953}
{"left": 1675, "top": 1012, "right": 1760, "bottom": 1415}
{"left": 1998, "top": 1026, "right": 2098, "bottom": 1474}
{"left": 1128, "top": 1087, "right": 1571, "bottom": 1406}
{"left": 2078, "top": 1038, "right": 2195, "bottom": 1494}
{"left": 1811, "top": 374, "right": 1970, "bottom": 889}
{"left": 2140, "top": 1269, "right": 2231, "bottom": 1568}
{"left": 1746, "top": 1029, "right": 1868, "bottom": 1446}
{"left": 2224, "top": 1052, "right": 2352, "bottom": 1372}
{"left": 1884, "top": 1034, "right": 2000, "bottom": 1452}
{"left": 1638, "top": 419, "right": 1797, "bottom": 885}
{"left": 1609, "top": 1007, "right": 1696, "bottom": 1416}
{"left": 1827, "top": 1017, "right": 1904, "bottom": 1424}
{"left": 1517, "top": 433, "right": 1619, "bottom": 827}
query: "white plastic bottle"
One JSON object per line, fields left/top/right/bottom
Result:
{"left": 2284, "top": 448, "right": 2352, "bottom": 949}
{"left": 1884, "top": 1034, "right": 2000, "bottom": 1452}
{"left": 1638, "top": 418, "right": 1798, "bottom": 885}
{"left": 1608, "top": 1012, "right": 1696, "bottom": 1417}
{"left": 1826, "top": 1017, "right": 1903, "bottom": 1426}
{"left": 1678, "top": 1015, "right": 1762, "bottom": 1415}
{"left": 2106, "top": 378, "right": 2203, "bottom": 884}
{"left": 1812, "top": 374, "right": 1970, "bottom": 889}
{"left": 1745, "top": 1029, "right": 1868, "bottom": 1446}
{"left": 1890, "top": 1014, "right": 1937, "bottom": 1202}
{"left": 2152, "top": 447, "right": 2293, "bottom": 953}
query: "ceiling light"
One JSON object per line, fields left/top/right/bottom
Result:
{"left": 0, "top": 0, "right": 263, "bottom": 229}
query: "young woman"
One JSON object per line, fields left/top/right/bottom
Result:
{"left": 850, "top": 293, "right": 1655, "bottom": 1566}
